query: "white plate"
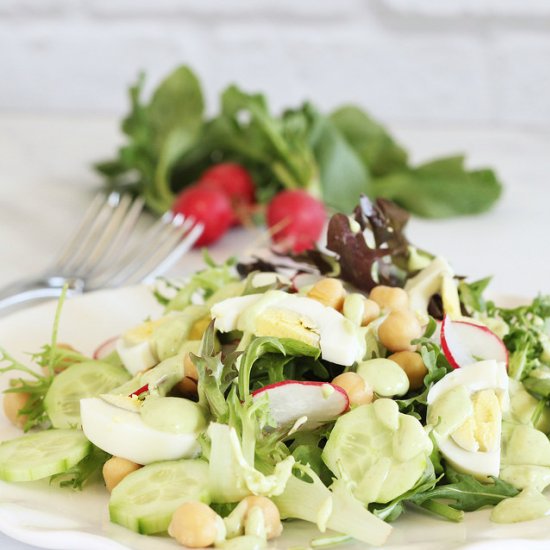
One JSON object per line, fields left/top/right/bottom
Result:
{"left": 0, "top": 287, "right": 549, "bottom": 550}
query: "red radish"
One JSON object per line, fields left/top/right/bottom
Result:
{"left": 93, "top": 336, "right": 118, "bottom": 360}
{"left": 431, "top": 320, "right": 442, "bottom": 345}
{"left": 199, "top": 163, "right": 256, "bottom": 205}
{"left": 129, "top": 383, "right": 149, "bottom": 398}
{"left": 440, "top": 315, "right": 508, "bottom": 369}
{"left": 172, "top": 185, "right": 233, "bottom": 246}
{"left": 252, "top": 380, "right": 349, "bottom": 430}
{"left": 266, "top": 190, "right": 326, "bottom": 253}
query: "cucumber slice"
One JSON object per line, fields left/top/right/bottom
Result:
{"left": 322, "top": 401, "right": 431, "bottom": 504}
{"left": 0, "top": 429, "right": 91, "bottom": 482}
{"left": 44, "top": 360, "right": 131, "bottom": 429}
{"left": 109, "top": 459, "right": 210, "bottom": 534}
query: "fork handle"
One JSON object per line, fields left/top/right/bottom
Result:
{"left": 0, "top": 277, "right": 84, "bottom": 316}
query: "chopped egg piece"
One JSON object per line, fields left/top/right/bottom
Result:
{"left": 427, "top": 360, "right": 508, "bottom": 479}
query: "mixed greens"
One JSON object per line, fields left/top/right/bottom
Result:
{"left": 1, "top": 197, "right": 550, "bottom": 549}
{"left": 96, "top": 65, "right": 502, "bottom": 218}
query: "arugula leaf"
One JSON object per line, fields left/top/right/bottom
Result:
{"left": 330, "top": 105, "right": 408, "bottom": 177}
{"left": 488, "top": 295, "right": 550, "bottom": 380}
{"left": 372, "top": 460, "right": 438, "bottom": 522}
{"left": 412, "top": 468, "right": 519, "bottom": 512}
{"left": 370, "top": 156, "right": 502, "bottom": 218}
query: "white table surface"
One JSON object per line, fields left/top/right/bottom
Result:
{"left": 1, "top": 113, "right": 550, "bottom": 550}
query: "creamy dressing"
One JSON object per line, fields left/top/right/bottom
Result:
{"left": 491, "top": 487, "right": 550, "bottom": 523}
{"left": 343, "top": 293, "right": 366, "bottom": 326}
{"left": 152, "top": 305, "right": 208, "bottom": 361}
{"left": 428, "top": 386, "right": 473, "bottom": 438}
{"left": 323, "top": 399, "right": 431, "bottom": 504}
{"left": 500, "top": 465, "right": 550, "bottom": 492}
{"left": 494, "top": 381, "right": 550, "bottom": 523}
{"left": 216, "top": 535, "right": 267, "bottom": 550}
{"left": 357, "top": 358, "right": 409, "bottom": 397}
{"left": 508, "top": 379, "right": 545, "bottom": 425}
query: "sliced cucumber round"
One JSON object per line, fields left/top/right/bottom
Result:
{"left": 44, "top": 360, "right": 131, "bottom": 429}
{"left": 0, "top": 429, "right": 91, "bottom": 482}
{"left": 109, "top": 459, "right": 210, "bottom": 534}
{"left": 322, "top": 401, "right": 430, "bottom": 504}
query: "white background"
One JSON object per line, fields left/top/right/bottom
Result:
{"left": 1, "top": 0, "right": 550, "bottom": 129}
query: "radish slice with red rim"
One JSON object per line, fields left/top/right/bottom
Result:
{"left": 252, "top": 380, "right": 349, "bottom": 430}
{"left": 93, "top": 336, "right": 119, "bottom": 360}
{"left": 440, "top": 315, "right": 508, "bottom": 369}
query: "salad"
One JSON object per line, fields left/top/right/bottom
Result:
{"left": 1, "top": 196, "right": 550, "bottom": 550}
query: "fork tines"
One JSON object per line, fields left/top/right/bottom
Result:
{"left": 49, "top": 192, "right": 203, "bottom": 291}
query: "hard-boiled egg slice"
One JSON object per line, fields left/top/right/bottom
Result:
{"left": 116, "top": 318, "right": 167, "bottom": 375}
{"left": 427, "top": 360, "right": 508, "bottom": 478}
{"left": 211, "top": 290, "right": 365, "bottom": 366}
{"left": 80, "top": 397, "right": 200, "bottom": 465}
{"left": 211, "top": 294, "right": 263, "bottom": 333}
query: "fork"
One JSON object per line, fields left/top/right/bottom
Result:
{"left": 0, "top": 192, "right": 203, "bottom": 314}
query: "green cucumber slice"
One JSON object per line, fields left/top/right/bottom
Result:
{"left": 322, "top": 401, "right": 430, "bottom": 504}
{"left": 44, "top": 360, "right": 131, "bottom": 429}
{"left": 109, "top": 459, "right": 210, "bottom": 534}
{"left": 0, "top": 429, "right": 91, "bottom": 482}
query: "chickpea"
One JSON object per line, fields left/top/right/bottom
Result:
{"left": 168, "top": 501, "right": 224, "bottom": 548}
{"left": 102, "top": 456, "right": 141, "bottom": 493}
{"left": 183, "top": 352, "right": 199, "bottom": 380}
{"left": 362, "top": 299, "right": 381, "bottom": 325}
{"left": 241, "top": 495, "right": 283, "bottom": 540}
{"left": 378, "top": 310, "right": 422, "bottom": 352}
{"left": 388, "top": 351, "right": 427, "bottom": 390}
{"left": 41, "top": 342, "right": 80, "bottom": 375}
{"left": 175, "top": 352, "right": 199, "bottom": 397}
{"left": 2, "top": 387, "right": 31, "bottom": 429}
{"left": 332, "top": 372, "right": 374, "bottom": 407}
{"left": 307, "top": 278, "right": 346, "bottom": 310}
{"left": 369, "top": 286, "right": 409, "bottom": 312}
{"left": 176, "top": 377, "right": 198, "bottom": 398}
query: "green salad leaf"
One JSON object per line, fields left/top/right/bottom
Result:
{"left": 330, "top": 105, "right": 408, "bottom": 178}
{"left": 51, "top": 445, "right": 111, "bottom": 490}
{"left": 412, "top": 468, "right": 519, "bottom": 513}
{"left": 370, "top": 156, "right": 502, "bottom": 218}
{"left": 97, "top": 65, "right": 502, "bottom": 218}
{"left": 488, "top": 295, "right": 550, "bottom": 381}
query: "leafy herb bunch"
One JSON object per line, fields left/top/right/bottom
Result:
{"left": 97, "top": 65, "right": 502, "bottom": 218}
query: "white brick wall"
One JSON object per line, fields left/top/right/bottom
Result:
{"left": 0, "top": 0, "right": 549, "bottom": 129}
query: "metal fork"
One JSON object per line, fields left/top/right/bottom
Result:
{"left": 0, "top": 192, "right": 203, "bottom": 314}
